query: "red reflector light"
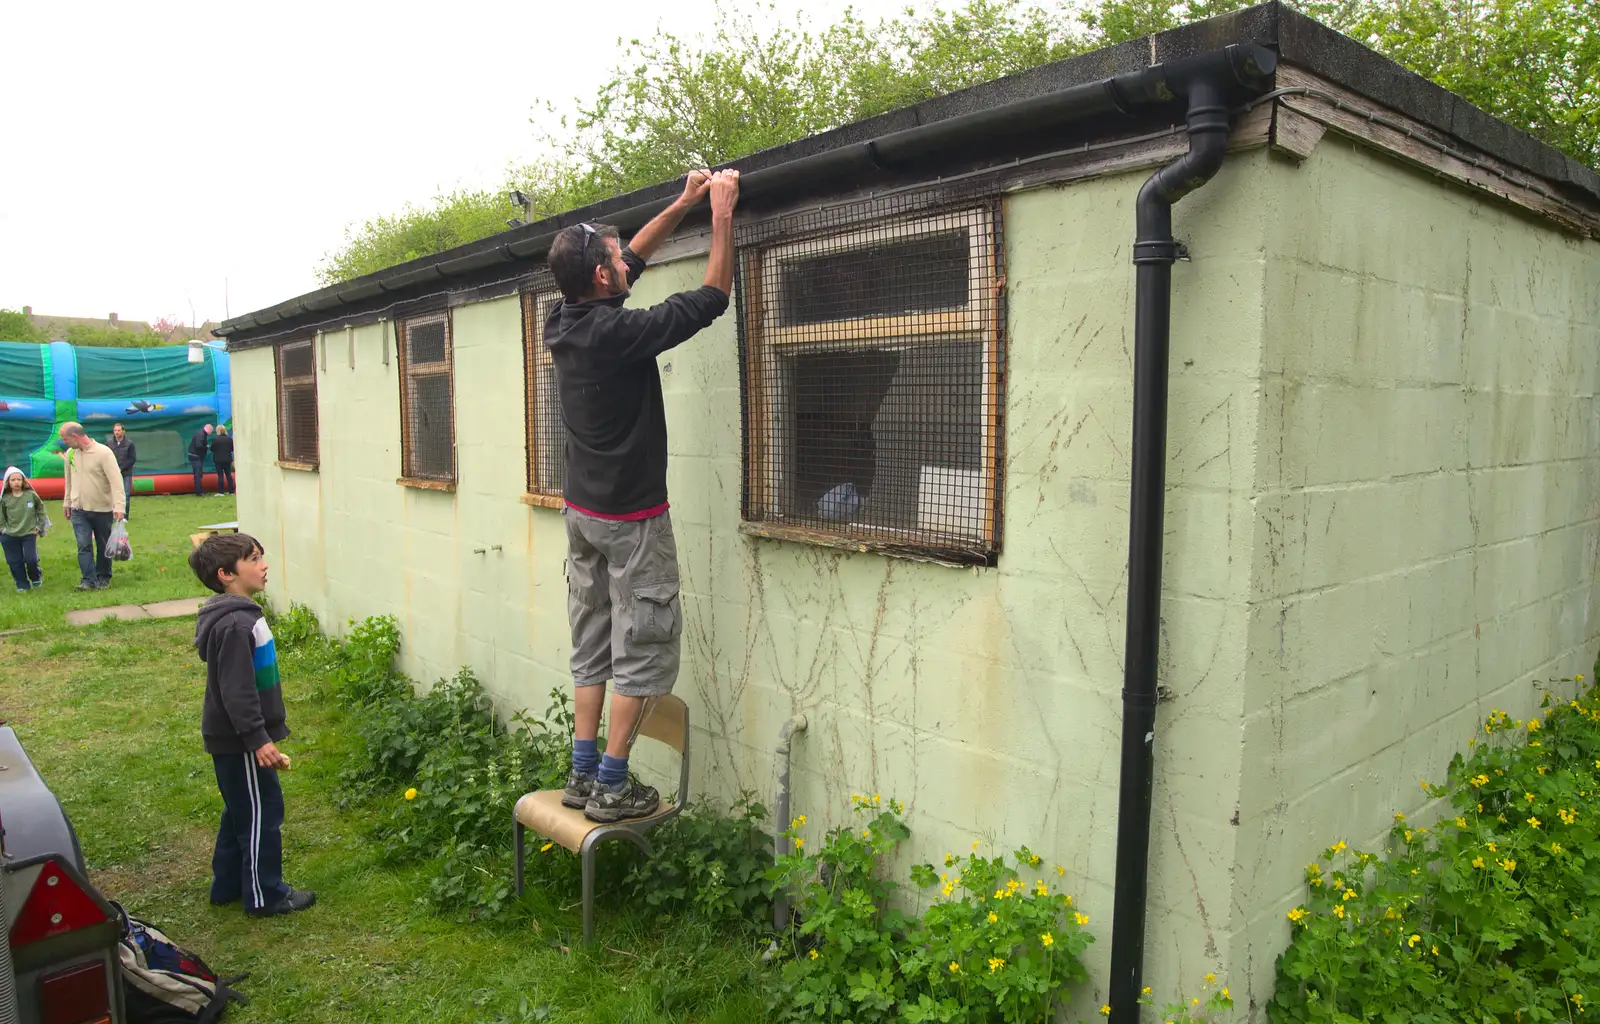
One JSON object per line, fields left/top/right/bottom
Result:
{"left": 39, "top": 960, "right": 111, "bottom": 1024}
{"left": 7, "top": 859, "right": 109, "bottom": 946}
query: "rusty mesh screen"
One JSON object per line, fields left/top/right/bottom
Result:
{"left": 276, "top": 338, "right": 319, "bottom": 464}
{"left": 398, "top": 313, "right": 455, "bottom": 481}
{"left": 522, "top": 287, "right": 565, "bottom": 499}
{"left": 737, "top": 198, "right": 1005, "bottom": 565}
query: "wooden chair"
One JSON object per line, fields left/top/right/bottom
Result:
{"left": 512, "top": 695, "right": 691, "bottom": 944}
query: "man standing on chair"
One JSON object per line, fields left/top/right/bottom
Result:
{"left": 545, "top": 167, "right": 739, "bottom": 824}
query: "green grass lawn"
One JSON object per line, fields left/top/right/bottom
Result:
{"left": 0, "top": 493, "right": 230, "bottom": 631}
{"left": 0, "top": 503, "right": 766, "bottom": 1023}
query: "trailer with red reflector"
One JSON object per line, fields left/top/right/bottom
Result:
{"left": 2, "top": 725, "right": 126, "bottom": 1024}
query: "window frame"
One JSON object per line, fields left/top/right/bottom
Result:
{"left": 521, "top": 288, "right": 566, "bottom": 508}
{"left": 274, "top": 336, "right": 319, "bottom": 469}
{"left": 396, "top": 310, "right": 457, "bottom": 487}
{"left": 740, "top": 203, "right": 1006, "bottom": 566}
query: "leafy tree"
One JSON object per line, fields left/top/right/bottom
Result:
{"left": 0, "top": 309, "right": 47, "bottom": 343}
{"left": 62, "top": 324, "right": 169, "bottom": 348}
{"left": 317, "top": 0, "right": 1597, "bottom": 284}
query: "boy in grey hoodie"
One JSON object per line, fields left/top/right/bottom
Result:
{"left": 190, "top": 533, "right": 316, "bottom": 918}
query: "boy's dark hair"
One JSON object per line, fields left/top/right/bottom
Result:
{"left": 548, "top": 222, "right": 619, "bottom": 301}
{"left": 189, "top": 533, "right": 264, "bottom": 594}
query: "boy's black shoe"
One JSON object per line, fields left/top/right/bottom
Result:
{"left": 561, "top": 771, "right": 597, "bottom": 809}
{"left": 584, "top": 779, "right": 660, "bottom": 823}
{"left": 246, "top": 888, "right": 317, "bottom": 918}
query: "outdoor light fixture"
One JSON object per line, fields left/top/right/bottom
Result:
{"left": 186, "top": 340, "right": 205, "bottom": 364}
{"left": 508, "top": 190, "right": 528, "bottom": 208}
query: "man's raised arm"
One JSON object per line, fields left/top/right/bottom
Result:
{"left": 627, "top": 169, "right": 712, "bottom": 262}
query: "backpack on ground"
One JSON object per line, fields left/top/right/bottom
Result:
{"left": 113, "top": 902, "right": 248, "bottom": 1024}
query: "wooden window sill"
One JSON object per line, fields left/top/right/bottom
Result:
{"left": 397, "top": 477, "right": 457, "bottom": 492}
{"left": 276, "top": 459, "right": 319, "bottom": 472}
{"left": 520, "top": 493, "right": 565, "bottom": 509}
{"left": 738, "top": 520, "right": 996, "bottom": 569}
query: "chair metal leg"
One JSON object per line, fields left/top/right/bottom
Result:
{"left": 513, "top": 820, "right": 525, "bottom": 896}
{"left": 581, "top": 841, "right": 597, "bottom": 946}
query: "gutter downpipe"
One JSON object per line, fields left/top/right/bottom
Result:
{"left": 1108, "top": 44, "right": 1274, "bottom": 1024}
{"left": 773, "top": 714, "right": 809, "bottom": 932}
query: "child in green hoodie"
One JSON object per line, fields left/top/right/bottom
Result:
{"left": 1, "top": 466, "right": 45, "bottom": 591}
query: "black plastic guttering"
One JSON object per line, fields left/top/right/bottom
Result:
{"left": 1108, "top": 42, "right": 1276, "bottom": 1024}
{"left": 219, "top": 44, "right": 1268, "bottom": 339}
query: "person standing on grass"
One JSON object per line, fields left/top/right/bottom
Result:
{"left": 210, "top": 425, "right": 235, "bottom": 495}
{"left": 188, "top": 423, "right": 213, "bottom": 496}
{"left": 109, "top": 422, "right": 137, "bottom": 520}
{"left": 1, "top": 467, "right": 45, "bottom": 592}
{"left": 190, "top": 532, "right": 316, "bottom": 918}
{"left": 59, "top": 421, "right": 125, "bottom": 591}
{"left": 545, "top": 167, "right": 739, "bottom": 823}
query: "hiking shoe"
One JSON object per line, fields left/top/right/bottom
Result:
{"left": 585, "top": 778, "right": 661, "bottom": 823}
{"left": 246, "top": 888, "right": 316, "bottom": 918}
{"left": 561, "top": 771, "right": 598, "bottom": 809}
{"left": 74, "top": 581, "right": 96, "bottom": 591}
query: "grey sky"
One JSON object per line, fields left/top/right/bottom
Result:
{"left": 0, "top": 0, "right": 924, "bottom": 328}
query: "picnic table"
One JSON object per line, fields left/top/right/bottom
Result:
{"left": 190, "top": 521, "right": 240, "bottom": 549}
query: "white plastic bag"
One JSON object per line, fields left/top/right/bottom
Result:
{"left": 107, "top": 520, "right": 133, "bottom": 562}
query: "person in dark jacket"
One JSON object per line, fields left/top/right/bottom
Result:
{"left": 188, "top": 423, "right": 213, "bottom": 495}
{"left": 210, "top": 425, "right": 235, "bottom": 495}
{"left": 109, "top": 423, "right": 136, "bottom": 519}
{"left": 190, "top": 533, "right": 316, "bottom": 918}
{"left": 544, "top": 167, "right": 738, "bottom": 825}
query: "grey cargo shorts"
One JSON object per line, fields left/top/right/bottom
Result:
{"left": 565, "top": 506, "right": 683, "bottom": 698}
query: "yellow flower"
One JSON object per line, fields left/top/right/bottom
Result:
{"left": 1287, "top": 907, "right": 1308, "bottom": 924}
{"left": 1193, "top": 997, "right": 1202, "bottom": 1007}
{"left": 1560, "top": 808, "right": 1578, "bottom": 825}
{"left": 1334, "top": 904, "right": 1345, "bottom": 919}
{"left": 872, "top": 792, "right": 881, "bottom": 805}
{"left": 1075, "top": 912, "right": 1090, "bottom": 926}
{"left": 1306, "top": 862, "right": 1322, "bottom": 875}
{"left": 1205, "top": 973, "right": 1217, "bottom": 985}
{"left": 1100, "top": 1006, "right": 1111, "bottom": 1017}
{"left": 942, "top": 883, "right": 955, "bottom": 897}
{"left": 1394, "top": 812, "right": 1407, "bottom": 823}
{"left": 540, "top": 842, "right": 553, "bottom": 852}
{"left": 1455, "top": 816, "right": 1468, "bottom": 828}
{"left": 1530, "top": 817, "right": 1542, "bottom": 828}
{"left": 1041, "top": 932, "right": 1054, "bottom": 947}
{"left": 794, "top": 837, "right": 805, "bottom": 850}
{"left": 1007, "top": 878, "right": 1021, "bottom": 892}
{"left": 1470, "top": 774, "right": 1489, "bottom": 787}
{"left": 862, "top": 828, "right": 872, "bottom": 839}
{"left": 1472, "top": 856, "right": 1485, "bottom": 869}
{"left": 1343, "top": 889, "right": 1356, "bottom": 902}
{"left": 1055, "top": 865, "right": 1065, "bottom": 877}
{"left": 1420, "top": 779, "right": 1430, "bottom": 791}
{"left": 794, "top": 814, "right": 807, "bottom": 827}
{"left": 994, "top": 889, "right": 1006, "bottom": 900}
{"left": 1488, "top": 842, "right": 1497, "bottom": 852}
{"left": 972, "top": 840, "right": 981, "bottom": 851}
{"left": 988, "top": 957, "right": 1005, "bottom": 973}
{"left": 1527, "top": 792, "right": 1537, "bottom": 803}
{"left": 1222, "top": 988, "right": 1230, "bottom": 999}
{"left": 1502, "top": 858, "right": 1518, "bottom": 872}
{"left": 1528, "top": 718, "right": 1542, "bottom": 732}
{"left": 989, "top": 911, "right": 999, "bottom": 924}
{"left": 1553, "top": 843, "right": 1564, "bottom": 854}
{"left": 808, "top": 949, "right": 820, "bottom": 960}
{"left": 1030, "top": 854, "right": 1041, "bottom": 865}
{"left": 1408, "top": 934, "right": 1421, "bottom": 948}
{"left": 1035, "top": 881, "right": 1049, "bottom": 896}
{"left": 949, "top": 961, "right": 960, "bottom": 973}
{"left": 944, "top": 852, "right": 955, "bottom": 866}
{"left": 404, "top": 787, "right": 418, "bottom": 801}
{"left": 1432, "top": 945, "right": 1439, "bottom": 956}
{"left": 1330, "top": 840, "right": 1348, "bottom": 854}
{"left": 1143, "top": 987, "right": 1152, "bottom": 996}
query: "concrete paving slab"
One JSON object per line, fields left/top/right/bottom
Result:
{"left": 142, "top": 597, "right": 207, "bottom": 619}
{"left": 65, "top": 604, "right": 152, "bottom": 626}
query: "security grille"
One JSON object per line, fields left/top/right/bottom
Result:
{"left": 275, "top": 338, "right": 319, "bottom": 465}
{"left": 397, "top": 312, "right": 455, "bottom": 482}
{"left": 522, "top": 288, "right": 565, "bottom": 503}
{"left": 738, "top": 201, "right": 1005, "bottom": 565}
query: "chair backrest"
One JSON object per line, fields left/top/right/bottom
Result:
{"left": 630, "top": 695, "right": 691, "bottom": 810}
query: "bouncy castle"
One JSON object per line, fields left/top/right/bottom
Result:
{"left": 0, "top": 340, "right": 233, "bottom": 499}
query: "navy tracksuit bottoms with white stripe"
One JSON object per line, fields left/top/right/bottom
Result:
{"left": 211, "top": 753, "right": 289, "bottom": 911}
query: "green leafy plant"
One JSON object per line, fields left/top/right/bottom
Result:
{"left": 622, "top": 791, "right": 775, "bottom": 928}
{"left": 1131, "top": 976, "right": 1235, "bottom": 1023}
{"left": 1272, "top": 668, "right": 1600, "bottom": 1021}
{"left": 768, "top": 794, "right": 1091, "bottom": 1023}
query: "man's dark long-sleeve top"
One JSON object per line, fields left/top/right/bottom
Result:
{"left": 544, "top": 247, "right": 728, "bottom": 517}
{"left": 109, "top": 436, "right": 136, "bottom": 474}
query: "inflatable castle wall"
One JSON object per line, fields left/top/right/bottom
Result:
{"left": 0, "top": 340, "right": 233, "bottom": 499}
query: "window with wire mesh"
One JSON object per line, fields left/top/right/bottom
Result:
{"left": 521, "top": 289, "right": 565, "bottom": 503}
{"left": 275, "top": 338, "right": 319, "bottom": 465}
{"left": 739, "top": 202, "right": 1005, "bottom": 565}
{"left": 397, "top": 312, "right": 456, "bottom": 482}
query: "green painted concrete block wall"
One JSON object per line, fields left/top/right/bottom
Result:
{"left": 232, "top": 136, "right": 1600, "bottom": 1014}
